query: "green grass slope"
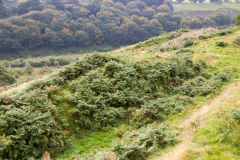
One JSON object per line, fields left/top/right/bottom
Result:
{"left": 173, "top": 3, "right": 240, "bottom": 17}
{"left": 0, "top": 27, "right": 240, "bottom": 160}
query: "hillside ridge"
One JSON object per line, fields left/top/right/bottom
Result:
{"left": 1, "top": 27, "right": 240, "bottom": 160}
{"left": 150, "top": 80, "right": 240, "bottom": 160}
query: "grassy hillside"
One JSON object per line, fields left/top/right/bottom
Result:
{"left": 173, "top": 3, "right": 240, "bottom": 18}
{"left": 0, "top": 26, "right": 240, "bottom": 160}
{"left": 174, "top": 3, "right": 240, "bottom": 12}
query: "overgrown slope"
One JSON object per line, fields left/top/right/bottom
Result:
{"left": 0, "top": 26, "right": 240, "bottom": 160}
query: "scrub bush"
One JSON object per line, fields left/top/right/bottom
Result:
{"left": 0, "top": 66, "right": 15, "bottom": 85}
{"left": 174, "top": 72, "right": 230, "bottom": 97}
{"left": 112, "top": 125, "right": 176, "bottom": 160}
{"left": 57, "top": 54, "right": 207, "bottom": 129}
{"left": 234, "top": 36, "right": 240, "bottom": 45}
{"left": 83, "top": 124, "right": 176, "bottom": 160}
{"left": 183, "top": 39, "right": 194, "bottom": 47}
{"left": 216, "top": 41, "right": 227, "bottom": 47}
{"left": 0, "top": 53, "right": 230, "bottom": 159}
{"left": 0, "top": 90, "right": 66, "bottom": 159}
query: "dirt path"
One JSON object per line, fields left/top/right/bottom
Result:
{"left": 150, "top": 81, "right": 240, "bottom": 160}
{"left": 0, "top": 75, "right": 49, "bottom": 97}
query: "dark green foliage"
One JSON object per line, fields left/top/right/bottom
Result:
{"left": 216, "top": 41, "right": 228, "bottom": 47}
{"left": 112, "top": 125, "right": 175, "bottom": 160}
{"left": 49, "top": 54, "right": 210, "bottom": 131}
{"left": 0, "top": 53, "right": 230, "bottom": 159}
{"left": 131, "top": 96, "right": 191, "bottom": 126}
{"left": 174, "top": 72, "right": 229, "bottom": 97}
{"left": 56, "top": 54, "right": 208, "bottom": 129}
{"left": 215, "top": 29, "right": 233, "bottom": 36}
{"left": 183, "top": 39, "right": 194, "bottom": 48}
{"left": 85, "top": 124, "right": 176, "bottom": 160}
{"left": 0, "top": 66, "right": 15, "bottom": 85}
{"left": 0, "top": 90, "right": 66, "bottom": 159}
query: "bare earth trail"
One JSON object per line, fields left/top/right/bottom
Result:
{"left": 150, "top": 80, "right": 240, "bottom": 160}
{"left": 0, "top": 75, "right": 50, "bottom": 96}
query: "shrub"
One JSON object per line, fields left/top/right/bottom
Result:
{"left": 112, "top": 125, "right": 176, "bottom": 160}
{"left": 0, "top": 53, "right": 230, "bottom": 159}
{"left": 216, "top": 29, "right": 232, "bottom": 36}
{"left": 176, "top": 49, "right": 194, "bottom": 54}
{"left": 54, "top": 54, "right": 208, "bottom": 129}
{"left": 234, "top": 36, "right": 240, "bottom": 45}
{"left": 174, "top": 72, "right": 229, "bottom": 97}
{"left": 80, "top": 125, "right": 176, "bottom": 160}
{"left": 199, "top": 35, "right": 209, "bottom": 40}
{"left": 183, "top": 39, "right": 194, "bottom": 48}
{"left": 216, "top": 41, "right": 227, "bottom": 47}
{"left": 0, "top": 90, "right": 66, "bottom": 159}
{"left": 0, "top": 66, "right": 15, "bottom": 85}
{"left": 130, "top": 95, "right": 191, "bottom": 126}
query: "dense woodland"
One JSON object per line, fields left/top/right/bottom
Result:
{"left": 0, "top": 0, "right": 236, "bottom": 55}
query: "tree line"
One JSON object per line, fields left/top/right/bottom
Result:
{"left": 0, "top": 0, "right": 235, "bottom": 55}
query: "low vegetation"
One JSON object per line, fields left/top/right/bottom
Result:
{"left": 0, "top": 56, "right": 79, "bottom": 68}
{"left": 1, "top": 25, "right": 240, "bottom": 159}
{"left": 0, "top": 66, "right": 15, "bottom": 86}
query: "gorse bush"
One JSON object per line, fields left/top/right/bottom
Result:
{"left": 234, "top": 36, "right": 240, "bottom": 45}
{"left": 53, "top": 54, "right": 207, "bottom": 129}
{"left": 216, "top": 41, "right": 228, "bottom": 47}
{"left": 112, "top": 124, "right": 176, "bottom": 160}
{"left": 183, "top": 39, "right": 194, "bottom": 48}
{"left": 0, "top": 90, "right": 66, "bottom": 159}
{"left": 0, "top": 66, "right": 15, "bottom": 85}
{"left": 174, "top": 72, "right": 230, "bottom": 97}
{"left": 82, "top": 124, "right": 176, "bottom": 160}
{"left": 130, "top": 95, "right": 191, "bottom": 126}
{"left": 0, "top": 53, "right": 230, "bottom": 159}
